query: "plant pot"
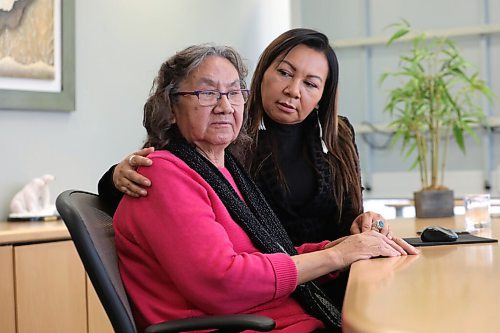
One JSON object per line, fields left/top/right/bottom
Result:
{"left": 414, "top": 190, "right": 454, "bottom": 218}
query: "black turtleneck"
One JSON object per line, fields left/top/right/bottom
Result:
{"left": 266, "top": 117, "right": 317, "bottom": 207}
{"left": 251, "top": 112, "right": 355, "bottom": 245}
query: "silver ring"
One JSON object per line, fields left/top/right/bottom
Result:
{"left": 128, "top": 154, "right": 135, "bottom": 166}
{"left": 373, "top": 220, "right": 385, "bottom": 230}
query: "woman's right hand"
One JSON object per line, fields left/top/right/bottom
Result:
{"left": 327, "top": 231, "right": 419, "bottom": 270}
{"left": 293, "top": 231, "right": 419, "bottom": 284}
{"left": 113, "top": 147, "right": 154, "bottom": 197}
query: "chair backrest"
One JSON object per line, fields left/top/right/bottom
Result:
{"left": 56, "top": 190, "right": 137, "bottom": 333}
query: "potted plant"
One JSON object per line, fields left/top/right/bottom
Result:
{"left": 380, "top": 20, "right": 494, "bottom": 218}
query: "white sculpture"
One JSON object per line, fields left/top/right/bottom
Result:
{"left": 9, "top": 174, "right": 57, "bottom": 217}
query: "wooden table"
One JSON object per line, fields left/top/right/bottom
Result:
{"left": 342, "top": 215, "right": 500, "bottom": 333}
{"left": 384, "top": 202, "right": 411, "bottom": 217}
{"left": 385, "top": 199, "right": 468, "bottom": 217}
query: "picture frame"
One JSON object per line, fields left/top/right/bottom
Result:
{"left": 0, "top": 0, "right": 75, "bottom": 112}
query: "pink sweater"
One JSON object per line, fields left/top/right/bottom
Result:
{"left": 114, "top": 150, "right": 328, "bottom": 332}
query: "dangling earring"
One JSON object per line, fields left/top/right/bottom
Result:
{"left": 316, "top": 109, "right": 328, "bottom": 154}
{"left": 258, "top": 117, "right": 266, "bottom": 131}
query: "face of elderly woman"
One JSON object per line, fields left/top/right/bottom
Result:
{"left": 172, "top": 56, "right": 244, "bottom": 153}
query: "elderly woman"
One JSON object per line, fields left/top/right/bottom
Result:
{"left": 113, "top": 44, "right": 413, "bottom": 332}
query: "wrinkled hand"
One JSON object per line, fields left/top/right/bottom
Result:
{"left": 113, "top": 147, "right": 154, "bottom": 197}
{"left": 391, "top": 236, "right": 419, "bottom": 256}
{"left": 328, "top": 231, "right": 419, "bottom": 270}
{"left": 350, "top": 211, "right": 392, "bottom": 239}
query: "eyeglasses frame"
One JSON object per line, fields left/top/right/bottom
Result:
{"left": 171, "top": 89, "right": 250, "bottom": 106}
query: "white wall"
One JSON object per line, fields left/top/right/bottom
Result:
{"left": 0, "top": 0, "right": 291, "bottom": 219}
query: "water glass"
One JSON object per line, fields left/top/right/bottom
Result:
{"left": 464, "top": 193, "right": 491, "bottom": 232}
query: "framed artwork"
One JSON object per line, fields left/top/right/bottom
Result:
{"left": 0, "top": 0, "right": 75, "bottom": 111}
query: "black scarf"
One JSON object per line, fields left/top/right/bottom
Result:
{"left": 167, "top": 141, "right": 342, "bottom": 331}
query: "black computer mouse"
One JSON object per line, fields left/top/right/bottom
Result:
{"left": 420, "top": 226, "right": 458, "bottom": 242}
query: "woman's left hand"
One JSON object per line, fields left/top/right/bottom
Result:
{"left": 350, "top": 211, "right": 392, "bottom": 239}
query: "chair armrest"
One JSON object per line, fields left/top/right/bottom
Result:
{"left": 144, "top": 314, "right": 275, "bottom": 333}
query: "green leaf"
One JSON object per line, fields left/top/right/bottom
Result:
{"left": 379, "top": 72, "right": 390, "bottom": 85}
{"left": 409, "top": 157, "right": 420, "bottom": 170}
{"left": 452, "top": 125, "right": 466, "bottom": 153}
{"left": 387, "top": 28, "right": 410, "bottom": 45}
{"left": 463, "top": 123, "right": 480, "bottom": 142}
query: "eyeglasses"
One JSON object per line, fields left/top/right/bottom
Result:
{"left": 171, "top": 89, "right": 250, "bottom": 107}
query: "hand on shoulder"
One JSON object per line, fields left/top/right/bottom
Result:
{"left": 113, "top": 147, "right": 154, "bottom": 197}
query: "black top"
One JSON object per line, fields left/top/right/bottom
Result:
{"left": 98, "top": 166, "right": 122, "bottom": 211}
{"left": 250, "top": 113, "right": 360, "bottom": 245}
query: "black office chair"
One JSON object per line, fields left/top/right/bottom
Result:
{"left": 56, "top": 190, "right": 275, "bottom": 333}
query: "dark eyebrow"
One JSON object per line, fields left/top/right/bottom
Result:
{"left": 281, "top": 59, "right": 324, "bottom": 83}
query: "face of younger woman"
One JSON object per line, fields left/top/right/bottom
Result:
{"left": 260, "top": 44, "right": 329, "bottom": 125}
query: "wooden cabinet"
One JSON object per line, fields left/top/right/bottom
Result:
{"left": 0, "top": 221, "right": 113, "bottom": 333}
{"left": 0, "top": 245, "right": 15, "bottom": 333}
{"left": 15, "top": 240, "right": 87, "bottom": 333}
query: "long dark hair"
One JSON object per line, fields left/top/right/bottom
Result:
{"left": 246, "top": 28, "right": 363, "bottom": 215}
{"left": 142, "top": 44, "right": 250, "bottom": 158}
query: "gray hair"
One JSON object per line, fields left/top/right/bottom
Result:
{"left": 143, "top": 44, "right": 249, "bottom": 152}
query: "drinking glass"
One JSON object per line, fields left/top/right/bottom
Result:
{"left": 464, "top": 193, "right": 491, "bottom": 232}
